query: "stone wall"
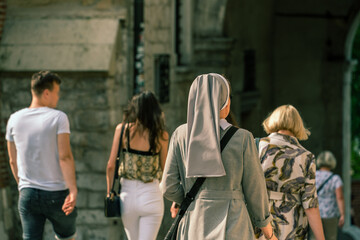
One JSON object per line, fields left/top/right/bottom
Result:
{"left": 0, "top": 0, "right": 5, "bottom": 41}
{"left": 143, "top": 0, "right": 177, "bottom": 130}
{"left": 0, "top": 1, "right": 13, "bottom": 239}
{"left": 0, "top": 72, "right": 129, "bottom": 239}
{"left": 0, "top": 0, "right": 131, "bottom": 239}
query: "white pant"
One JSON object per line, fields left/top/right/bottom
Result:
{"left": 120, "top": 178, "right": 164, "bottom": 240}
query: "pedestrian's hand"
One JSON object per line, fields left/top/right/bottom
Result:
{"left": 338, "top": 215, "right": 345, "bottom": 228}
{"left": 170, "top": 202, "right": 179, "bottom": 218}
{"left": 62, "top": 191, "right": 77, "bottom": 216}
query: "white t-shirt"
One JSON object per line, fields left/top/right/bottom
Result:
{"left": 6, "top": 107, "right": 70, "bottom": 191}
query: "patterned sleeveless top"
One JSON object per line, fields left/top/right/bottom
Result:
{"left": 118, "top": 128, "right": 162, "bottom": 183}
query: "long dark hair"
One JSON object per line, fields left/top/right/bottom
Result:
{"left": 123, "top": 91, "right": 166, "bottom": 153}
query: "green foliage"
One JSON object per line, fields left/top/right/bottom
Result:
{"left": 351, "top": 28, "right": 360, "bottom": 178}
{"left": 351, "top": 140, "right": 360, "bottom": 178}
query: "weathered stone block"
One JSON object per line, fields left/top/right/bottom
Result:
{"left": 75, "top": 160, "right": 90, "bottom": 172}
{"left": 70, "top": 132, "right": 112, "bottom": 150}
{"left": 88, "top": 192, "right": 106, "bottom": 208}
{"left": 43, "top": 221, "right": 55, "bottom": 240}
{"left": 96, "top": 0, "right": 112, "bottom": 10}
{"left": 70, "top": 132, "right": 89, "bottom": 147}
{"left": 76, "top": 190, "right": 88, "bottom": 208}
{"left": 82, "top": 0, "right": 96, "bottom": 6}
{"left": 0, "top": 221, "right": 8, "bottom": 240}
{"left": 156, "top": 29, "right": 170, "bottom": 43}
{"left": 74, "top": 79, "right": 107, "bottom": 91}
{"left": 0, "top": 19, "right": 119, "bottom": 71}
{"left": 74, "top": 111, "right": 110, "bottom": 131}
{"left": 57, "top": 99, "right": 78, "bottom": 112}
{"left": 77, "top": 209, "right": 108, "bottom": 225}
{"left": 77, "top": 173, "right": 106, "bottom": 191}
{"left": 10, "top": 91, "right": 31, "bottom": 107}
{"left": 86, "top": 227, "right": 109, "bottom": 240}
{"left": 2, "top": 78, "right": 29, "bottom": 92}
{"left": 84, "top": 150, "right": 109, "bottom": 172}
{"left": 160, "top": 0, "right": 170, "bottom": 6}
{"left": 75, "top": 94, "right": 108, "bottom": 110}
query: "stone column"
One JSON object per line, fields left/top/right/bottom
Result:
{"left": 343, "top": 60, "right": 357, "bottom": 228}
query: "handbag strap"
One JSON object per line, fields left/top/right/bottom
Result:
{"left": 110, "top": 124, "right": 126, "bottom": 194}
{"left": 317, "top": 173, "right": 335, "bottom": 194}
{"left": 126, "top": 124, "right": 131, "bottom": 150}
{"left": 178, "top": 126, "right": 239, "bottom": 216}
{"left": 254, "top": 137, "right": 260, "bottom": 151}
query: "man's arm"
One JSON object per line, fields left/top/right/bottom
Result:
{"left": 7, "top": 141, "right": 19, "bottom": 184}
{"left": 58, "top": 133, "right": 77, "bottom": 216}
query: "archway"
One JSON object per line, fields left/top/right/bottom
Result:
{"left": 351, "top": 28, "right": 360, "bottom": 228}
{"left": 344, "top": 6, "right": 360, "bottom": 234}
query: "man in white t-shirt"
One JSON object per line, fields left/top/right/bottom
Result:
{"left": 6, "top": 71, "right": 77, "bottom": 240}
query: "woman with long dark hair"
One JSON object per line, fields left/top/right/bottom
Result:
{"left": 106, "top": 91, "right": 169, "bottom": 240}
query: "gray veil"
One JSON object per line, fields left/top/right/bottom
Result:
{"left": 185, "top": 73, "right": 230, "bottom": 178}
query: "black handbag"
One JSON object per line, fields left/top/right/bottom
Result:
{"left": 104, "top": 192, "right": 121, "bottom": 218}
{"left": 164, "top": 126, "right": 238, "bottom": 240}
{"left": 104, "top": 124, "right": 125, "bottom": 218}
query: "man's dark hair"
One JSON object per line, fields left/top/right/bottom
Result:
{"left": 31, "top": 71, "right": 62, "bottom": 96}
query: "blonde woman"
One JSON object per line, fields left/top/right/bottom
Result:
{"left": 255, "top": 105, "right": 325, "bottom": 240}
{"left": 309, "top": 151, "right": 345, "bottom": 240}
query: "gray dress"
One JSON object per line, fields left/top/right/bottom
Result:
{"left": 160, "top": 124, "right": 272, "bottom": 240}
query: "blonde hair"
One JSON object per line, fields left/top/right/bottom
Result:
{"left": 262, "top": 105, "right": 310, "bottom": 140}
{"left": 317, "top": 151, "right": 337, "bottom": 170}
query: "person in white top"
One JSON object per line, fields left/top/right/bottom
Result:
{"left": 6, "top": 71, "right": 77, "bottom": 240}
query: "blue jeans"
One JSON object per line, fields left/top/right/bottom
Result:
{"left": 18, "top": 188, "right": 77, "bottom": 240}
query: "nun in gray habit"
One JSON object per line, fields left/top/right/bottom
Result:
{"left": 160, "top": 73, "right": 276, "bottom": 240}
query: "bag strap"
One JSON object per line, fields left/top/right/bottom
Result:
{"left": 126, "top": 124, "right": 131, "bottom": 150}
{"left": 317, "top": 173, "right": 335, "bottom": 194}
{"left": 164, "top": 126, "right": 239, "bottom": 240}
{"left": 110, "top": 124, "right": 125, "bottom": 194}
{"left": 178, "top": 126, "right": 239, "bottom": 216}
{"left": 254, "top": 137, "right": 260, "bottom": 151}
{"left": 221, "top": 126, "right": 239, "bottom": 152}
